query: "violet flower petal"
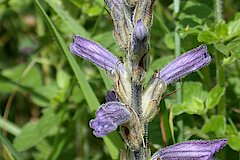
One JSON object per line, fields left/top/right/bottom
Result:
{"left": 89, "top": 119, "right": 117, "bottom": 137}
{"left": 157, "top": 44, "right": 211, "bottom": 84}
{"left": 151, "top": 139, "right": 227, "bottom": 160}
{"left": 70, "top": 35, "right": 124, "bottom": 74}
{"left": 89, "top": 102, "right": 130, "bottom": 137}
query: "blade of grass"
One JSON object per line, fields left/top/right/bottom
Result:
{"left": 34, "top": 1, "right": 122, "bottom": 158}
{"left": 34, "top": 0, "right": 99, "bottom": 111}
{"left": 0, "top": 132, "right": 23, "bottom": 160}
{"left": 45, "top": 0, "right": 89, "bottom": 37}
{"left": 0, "top": 117, "right": 21, "bottom": 136}
{"left": 159, "top": 100, "right": 174, "bottom": 145}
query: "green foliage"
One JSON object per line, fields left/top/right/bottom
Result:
{"left": 0, "top": 0, "right": 240, "bottom": 159}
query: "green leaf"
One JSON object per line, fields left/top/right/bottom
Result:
{"left": 0, "top": 75, "right": 15, "bottom": 93}
{"left": 56, "top": 70, "right": 71, "bottom": 90}
{"left": 45, "top": 0, "right": 89, "bottom": 37}
{"left": 69, "top": 85, "right": 84, "bottom": 104}
{"left": 215, "top": 22, "right": 228, "bottom": 39}
{"left": 164, "top": 33, "right": 175, "bottom": 49}
{"left": 227, "top": 38, "right": 240, "bottom": 57}
{"left": 205, "top": 85, "right": 225, "bottom": 110}
{"left": 13, "top": 108, "right": 63, "bottom": 151}
{"left": 0, "top": 116, "right": 21, "bottom": 136}
{"left": 201, "top": 115, "right": 226, "bottom": 137}
{"left": 172, "top": 82, "right": 207, "bottom": 116}
{"left": 0, "top": 132, "right": 23, "bottom": 160}
{"left": 31, "top": 83, "right": 59, "bottom": 107}
{"left": 228, "top": 18, "right": 240, "bottom": 36}
{"left": 1, "top": 64, "right": 42, "bottom": 88}
{"left": 227, "top": 135, "right": 240, "bottom": 151}
{"left": 214, "top": 43, "right": 229, "bottom": 56}
{"left": 172, "top": 97, "right": 204, "bottom": 116}
{"left": 182, "top": 82, "right": 207, "bottom": 103}
{"left": 198, "top": 31, "right": 219, "bottom": 44}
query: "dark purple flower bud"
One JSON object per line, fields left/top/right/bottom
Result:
{"left": 70, "top": 35, "right": 124, "bottom": 74}
{"left": 157, "top": 45, "right": 211, "bottom": 84}
{"left": 89, "top": 102, "right": 130, "bottom": 137}
{"left": 106, "top": 90, "right": 119, "bottom": 102}
{"left": 151, "top": 139, "right": 227, "bottom": 160}
{"left": 131, "top": 19, "right": 149, "bottom": 55}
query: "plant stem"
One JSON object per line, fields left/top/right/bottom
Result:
{"left": 131, "top": 81, "right": 147, "bottom": 160}
{"left": 174, "top": 0, "right": 183, "bottom": 142}
{"left": 214, "top": 0, "right": 226, "bottom": 115}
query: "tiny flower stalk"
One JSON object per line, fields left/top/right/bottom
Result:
{"left": 70, "top": 0, "right": 227, "bottom": 159}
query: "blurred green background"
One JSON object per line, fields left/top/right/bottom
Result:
{"left": 0, "top": 0, "right": 240, "bottom": 159}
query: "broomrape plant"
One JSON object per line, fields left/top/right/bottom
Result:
{"left": 70, "top": 0, "right": 227, "bottom": 159}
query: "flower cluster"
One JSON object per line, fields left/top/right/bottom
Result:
{"left": 70, "top": 0, "right": 227, "bottom": 159}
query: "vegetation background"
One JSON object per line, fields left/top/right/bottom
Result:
{"left": 0, "top": 0, "right": 240, "bottom": 159}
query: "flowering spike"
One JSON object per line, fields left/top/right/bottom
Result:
{"left": 70, "top": 35, "right": 124, "bottom": 74}
{"left": 157, "top": 44, "right": 211, "bottom": 84}
{"left": 151, "top": 139, "right": 227, "bottom": 160}
{"left": 89, "top": 102, "right": 130, "bottom": 137}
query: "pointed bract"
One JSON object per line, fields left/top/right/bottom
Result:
{"left": 70, "top": 35, "right": 124, "bottom": 74}
{"left": 157, "top": 44, "right": 211, "bottom": 84}
{"left": 151, "top": 139, "right": 227, "bottom": 160}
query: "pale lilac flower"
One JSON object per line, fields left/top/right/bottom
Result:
{"left": 70, "top": 35, "right": 125, "bottom": 74}
{"left": 89, "top": 102, "right": 130, "bottom": 137}
{"left": 157, "top": 44, "right": 211, "bottom": 84}
{"left": 151, "top": 139, "right": 227, "bottom": 160}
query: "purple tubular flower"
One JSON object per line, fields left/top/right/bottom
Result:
{"left": 70, "top": 35, "right": 124, "bottom": 74}
{"left": 151, "top": 139, "right": 227, "bottom": 160}
{"left": 157, "top": 44, "right": 211, "bottom": 84}
{"left": 89, "top": 102, "right": 130, "bottom": 137}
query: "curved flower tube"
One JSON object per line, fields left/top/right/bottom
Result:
{"left": 151, "top": 139, "right": 227, "bottom": 160}
{"left": 70, "top": 35, "right": 125, "bottom": 74}
{"left": 157, "top": 44, "right": 211, "bottom": 85}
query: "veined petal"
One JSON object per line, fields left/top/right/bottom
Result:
{"left": 157, "top": 44, "right": 211, "bottom": 84}
{"left": 89, "top": 119, "right": 117, "bottom": 137}
{"left": 70, "top": 35, "right": 124, "bottom": 74}
{"left": 89, "top": 102, "right": 130, "bottom": 137}
{"left": 151, "top": 139, "right": 227, "bottom": 160}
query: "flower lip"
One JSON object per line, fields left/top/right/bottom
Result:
{"left": 157, "top": 44, "right": 211, "bottom": 85}
{"left": 151, "top": 138, "right": 227, "bottom": 160}
{"left": 70, "top": 35, "right": 125, "bottom": 74}
{"left": 89, "top": 102, "right": 131, "bottom": 137}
